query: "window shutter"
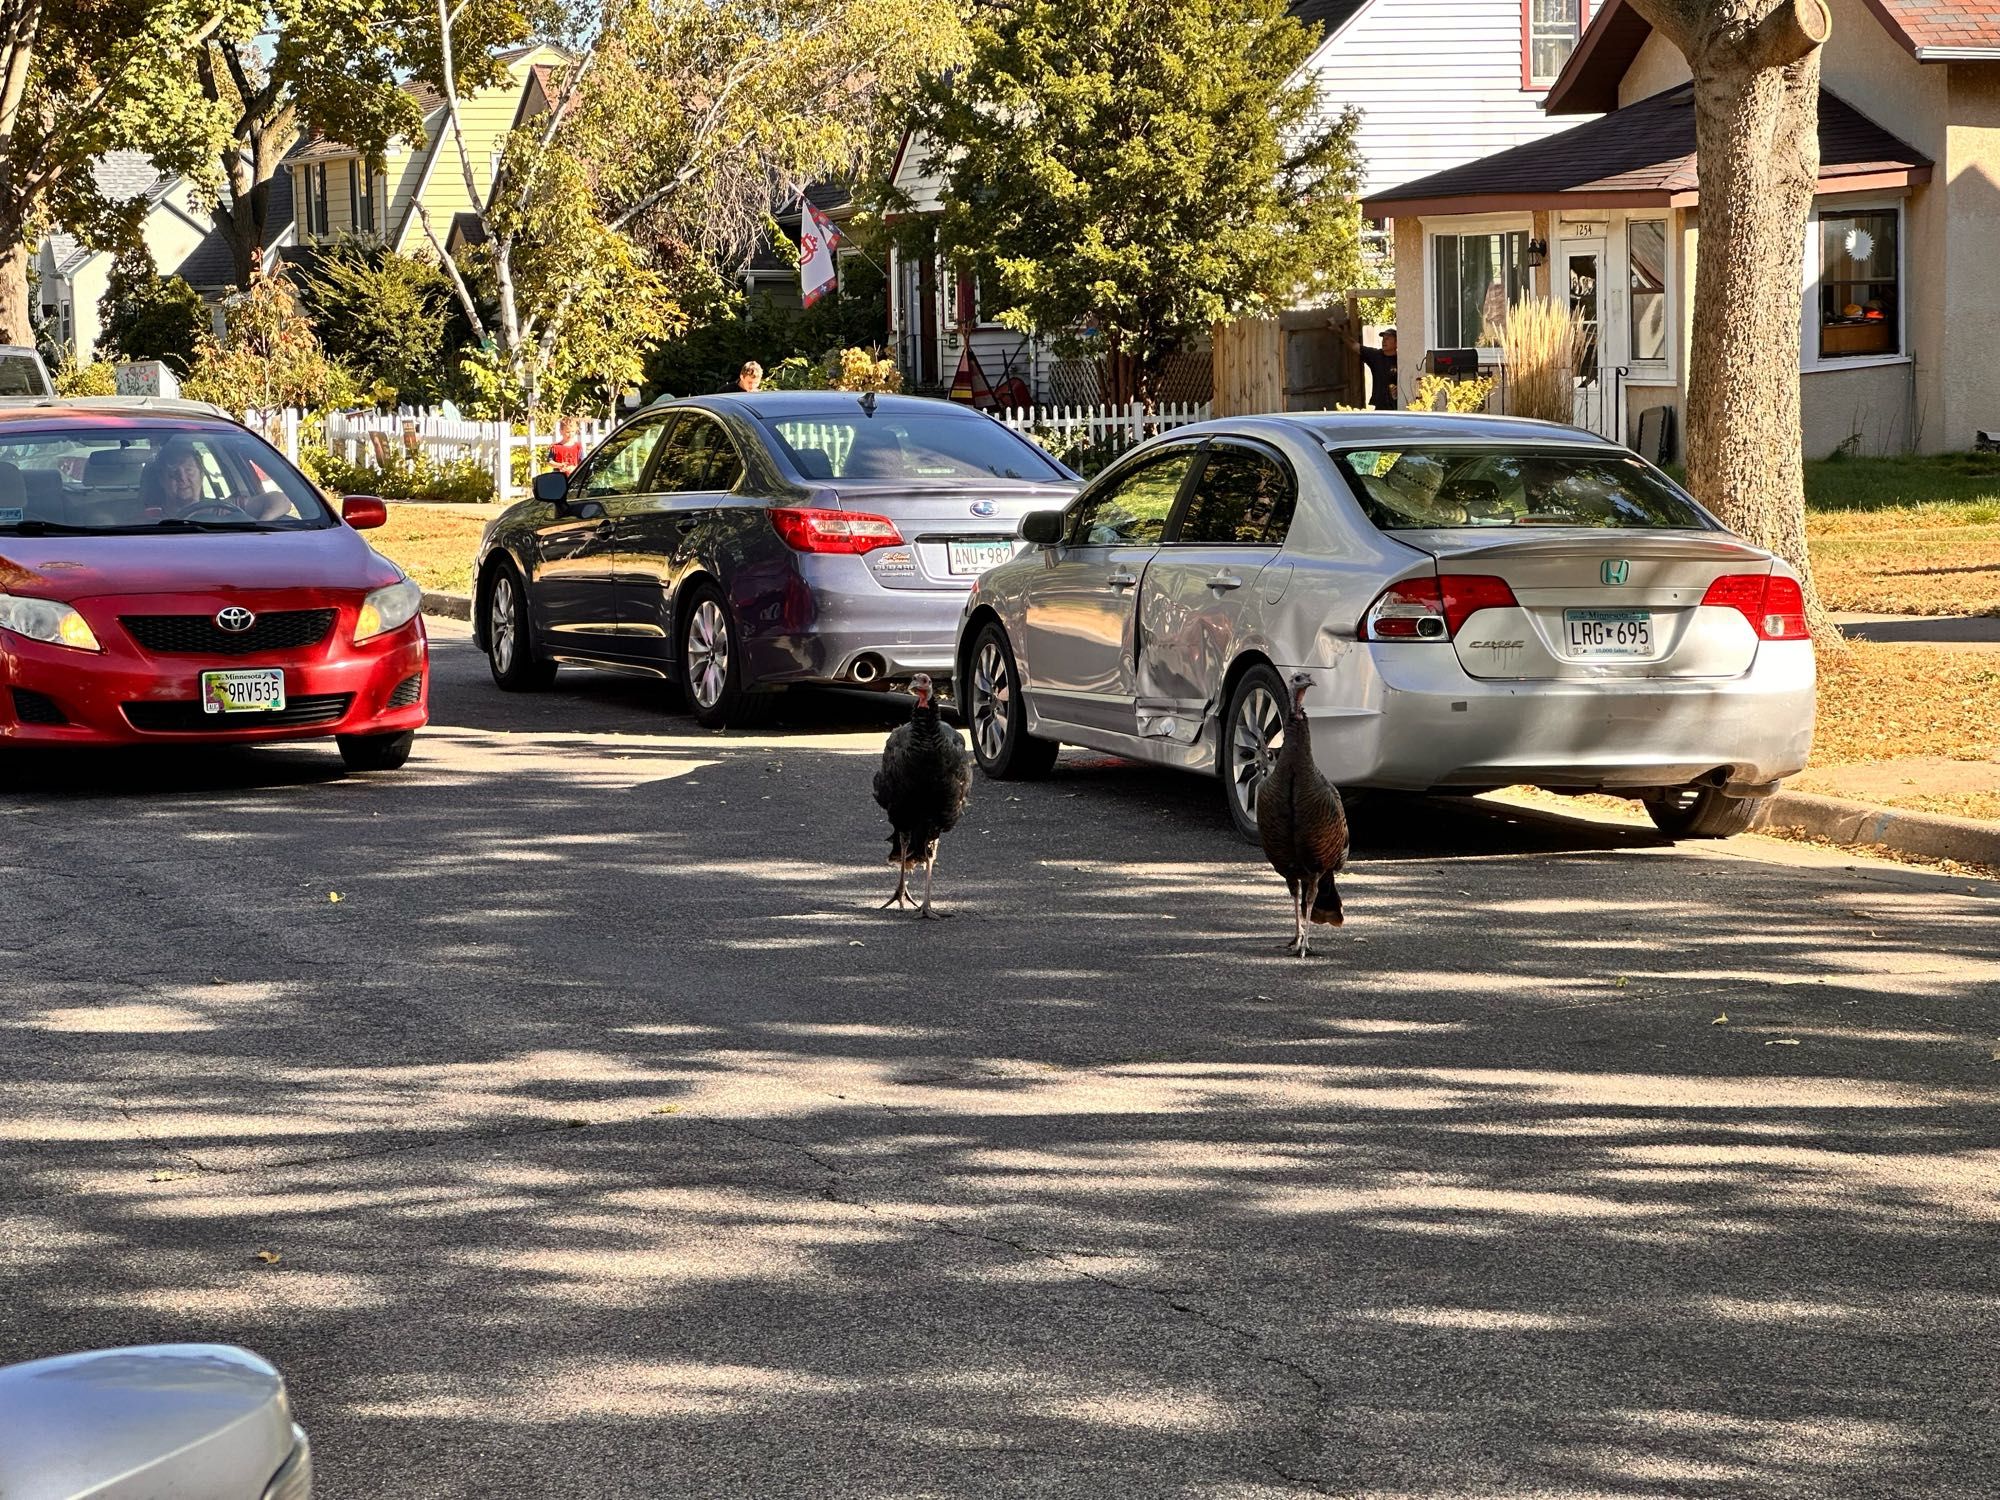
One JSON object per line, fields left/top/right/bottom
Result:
{"left": 955, "top": 272, "right": 976, "bottom": 326}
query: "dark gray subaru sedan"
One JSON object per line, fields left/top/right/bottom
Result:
{"left": 472, "top": 391, "right": 1077, "bottom": 727}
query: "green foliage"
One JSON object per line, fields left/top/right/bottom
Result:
{"left": 298, "top": 240, "right": 455, "bottom": 404}
{"left": 906, "top": 0, "right": 1364, "bottom": 399}
{"left": 305, "top": 445, "right": 495, "bottom": 504}
{"left": 182, "top": 270, "right": 356, "bottom": 412}
{"left": 1411, "top": 373, "right": 1496, "bottom": 414}
{"left": 644, "top": 257, "right": 888, "bottom": 397}
{"left": 54, "top": 360, "right": 118, "bottom": 396}
{"left": 97, "top": 252, "right": 208, "bottom": 370}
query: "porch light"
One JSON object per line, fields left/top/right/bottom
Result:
{"left": 1526, "top": 238, "right": 1548, "bottom": 268}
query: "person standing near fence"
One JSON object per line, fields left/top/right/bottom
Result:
{"left": 549, "top": 417, "right": 583, "bottom": 474}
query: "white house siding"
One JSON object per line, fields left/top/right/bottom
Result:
{"left": 1310, "top": 0, "right": 1600, "bottom": 201}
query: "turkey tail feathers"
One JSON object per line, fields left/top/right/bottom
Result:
{"left": 1311, "top": 879, "right": 1344, "bottom": 927}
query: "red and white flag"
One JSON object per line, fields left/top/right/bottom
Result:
{"left": 799, "top": 200, "right": 840, "bottom": 307}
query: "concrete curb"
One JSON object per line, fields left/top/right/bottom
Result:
{"left": 420, "top": 590, "right": 472, "bottom": 623}
{"left": 415, "top": 584, "right": 1997, "bottom": 868}
{"left": 1756, "top": 790, "right": 2000, "bottom": 866}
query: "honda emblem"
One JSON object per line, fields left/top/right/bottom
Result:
{"left": 1600, "top": 559, "right": 1630, "bottom": 586}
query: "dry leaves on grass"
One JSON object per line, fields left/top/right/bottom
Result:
{"left": 1810, "top": 643, "right": 2000, "bottom": 768}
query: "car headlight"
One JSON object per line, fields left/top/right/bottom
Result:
{"left": 0, "top": 592, "right": 101, "bottom": 651}
{"left": 354, "top": 578, "right": 422, "bottom": 643}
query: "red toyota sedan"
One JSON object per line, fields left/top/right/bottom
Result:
{"left": 0, "top": 405, "right": 426, "bottom": 769}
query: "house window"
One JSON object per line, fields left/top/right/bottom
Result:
{"left": 1525, "top": 0, "right": 1586, "bottom": 87}
{"left": 304, "top": 163, "right": 331, "bottom": 238}
{"left": 1817, "top": 209, "right": 1898, "bottom": 360}
{"left": 1628, "top": 219, "right": 1668, "bottom": 363}
{"left": 1432, "top": 230, "right": 1532, "bottom": 350}
{"left": 349, "top": 162, "right": 377, "bottom": 236}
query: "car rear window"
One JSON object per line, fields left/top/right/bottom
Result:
{"left": 0, "top": 355, "right": 50, "bottom": 396}
{"left": 1332, "top": 446, "right": 1713, "bottom": 531}
{"left": 0, "top": 423, "right": 336, "bottom": 533}
{"left": 761, "top": 412, "right": 1067, "bottom": 484}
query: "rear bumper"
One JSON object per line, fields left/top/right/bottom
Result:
{"left": 735, "top": 554, "right": 969, "bottom": 685}
{"left": 1300, "top": 640, "right": 1815, "bottom": 792}
{"left": 0, "top": 620, "right": 428, "bottom": 747}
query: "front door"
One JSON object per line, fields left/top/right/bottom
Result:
{"left": 534, "top": 415, "right": 671, "bottom": 659}
{"left": 1563, "top": 239, "right": 1608, "bottom": 436}
{"left": 1135, "top": 440, "right": 1297, "bottom": 737}
{"left": 1021, "top": 446, "right": 1198, "bottom": 735}
{"left": 615, "top": 411, "right": 746, "bottom": 662}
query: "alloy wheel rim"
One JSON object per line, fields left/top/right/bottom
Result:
{"left": 492, "top": 577, "right": 516, "bottom": 673}
{"left": 971, "top": 639, "right": 1010, "bottom": 762}
{"left": 1231, "top": 685, "right": 1282, "bottom": 820}
{"left": 688, "top": 600, "right": 729, "bottom": 709}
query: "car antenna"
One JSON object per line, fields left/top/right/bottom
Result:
{"left": 859, "top": 390, "right": 877, "bottom": 417}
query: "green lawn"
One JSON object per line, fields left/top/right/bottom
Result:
{"left": 1803, "top": 457, "right": 2000, "bottom": 617}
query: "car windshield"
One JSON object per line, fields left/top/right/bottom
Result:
{"left": 1333, "top": 445, "right": 1713, "bottom": 531}
{"left": 761, "top": 412, "right": 1067, "bottom": 484}
{"left": 0, "top": 423, "right": 336, "bottom": 533}
{"left": 0, "top": 355, "right": 48, "bottom": 397}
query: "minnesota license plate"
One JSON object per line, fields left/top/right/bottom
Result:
{"left": 201, "top": 668, "right": 286, "bottom": 714}
{"left": 1564, "top": 609, "right": 1653, "bottom": 658}
{"left": 947, "top": 539, "right": 1016, "bottom": 577}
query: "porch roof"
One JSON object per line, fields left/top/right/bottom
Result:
{"left": 1361, "top": 84, "right": 1931, "bottom": 219}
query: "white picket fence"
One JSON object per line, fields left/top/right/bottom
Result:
{"left": 244, "top": 400, "right": 1212, "bottom": 502}
{"left": 997, "top": 401, "right": 1211, "bottom": 452}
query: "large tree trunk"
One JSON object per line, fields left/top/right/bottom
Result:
{"left": 1628, "top": 0, "right": 1839, "bottom": 648}
{"left": 0, "top": 232, "right": 30, "bottom": 345}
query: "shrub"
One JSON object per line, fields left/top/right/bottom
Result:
{"left": 297, "top": 240, "right": 455, "bottom": 405}
{"left": 182, "top": 270, "right": 357, "bottom": 414}
{"left": 97, "top": 252, "right": 208, "bottom": 371}
{"left": 54, "top": 359, "right": 117, "bottom": 396}
{"left": 305, "top": 445, "right": 495, "bottom": 504}
{"left": 1500, "top": 298, "right": 1588, "bottom": 424}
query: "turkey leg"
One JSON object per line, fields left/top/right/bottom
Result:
{"left": 918, "top": 853, "right": 951, "bottom": 920}
{"left": 1297, "top": 876, "right": 1321, "bottom": 959}
{"left": 880, "top": 862, "right": 915, "bottom": 910}
{"left": 1287, "top": 882, "right": 1306, "bottom": 957}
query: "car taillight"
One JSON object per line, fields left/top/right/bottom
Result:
{"left": 768, "top": 506, "right": 904, "bottom": 555}
{"left": 1702, "top": 573, "right": 1809, "bottom": 641}
{"left": 1359, "top": 574, "right": 1518, "bottom": 640}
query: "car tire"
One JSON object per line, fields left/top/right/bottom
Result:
{"left": 338, "top": 730, "right": 416, "bottom": 772}
{"left": 484, "top": 561, "right": 556, "bottom": 692}
{"left": 1644, "top": 784, "right": 1764, "bottom": 839}
{"left": 679, "top": 583, "right": 767, "bottom": 730}
{"left": 966, "top": 621, "right": 1058, "bottom": 779}
{"left": 1221, "top": 664, "right": 1288, "bottom": 845}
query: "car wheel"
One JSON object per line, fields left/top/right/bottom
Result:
{"left": 485, "top": 562, "right": 556, "bottom": 692}
{"left": 1644, "top": 784, "right": 1764, "bottom": 839}
{"left": 337, "top": 729, "right": 416, "bottom": 772}
{"left": 679, "top": 584, "right": 766, "bottom": 730}
{"left": 967, "top": 622, "right": 1058, "bottom": 779}
{"left": 1221, "top": 664, "right": 1286, "bottom": 845}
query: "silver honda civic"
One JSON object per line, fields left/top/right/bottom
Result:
{"left": 955, "top": 412, "right": 1815, "bottom": 841}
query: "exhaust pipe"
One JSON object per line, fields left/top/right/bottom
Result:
{"left": 849, "top": 653, "right": 885, "bottom": 684}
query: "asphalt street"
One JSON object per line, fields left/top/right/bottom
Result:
{"left": 4, "top": 620, "right": 1998, "bottom": 1499}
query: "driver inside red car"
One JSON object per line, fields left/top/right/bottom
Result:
{"left": 142, "top": 441, "right": 290, "bottom": 521}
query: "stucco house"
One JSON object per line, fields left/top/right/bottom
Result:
{"left": 284, "top": 45, "right": 568, "bottom": 258}
{"left": 1364, "top": 0, "right": 2000, "bottom": 458}
{"left": 882, "top": 0, "right": 1603, "bottom": 401}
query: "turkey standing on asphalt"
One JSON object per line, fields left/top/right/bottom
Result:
{"left": 873, "top": 673, "right": 972, "bottom": 918}
{"left": 1256, "top": 671, "right": 1349, "bottom": 957}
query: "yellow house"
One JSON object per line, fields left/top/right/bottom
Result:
{"left": 1364, "top": 0, "right": 2000, "bottom": 458}
{"left": 285, "top": 45, "right": 567, "bottom": 257}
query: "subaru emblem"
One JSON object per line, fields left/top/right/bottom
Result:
{"left": 970, "top": 500, "right": 997, "bottom": 517}
{"left": 1600, "top": 559, "right": 1630, "bottom": 586}
{"left": 216, "top": 606, "right": 256, "bottom": 632}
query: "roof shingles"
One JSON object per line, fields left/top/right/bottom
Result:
{"left": 1870, "top": 0, "right": 2000, "bottom": 52}
{"left": 1364, "top": 83, "right": 1931, "bottom": 215}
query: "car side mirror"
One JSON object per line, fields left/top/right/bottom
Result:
{"left": 532, "top": 469, "right": 569, "bottom": 504}
{"left": 341, "top": 495, "right": 387, "bottom": 530}
{"left": 1020, "top": 510, "right": 1065, "bottom": 546}
{"left": 0, "top": 1345, "right": 310, "bottom": 1498}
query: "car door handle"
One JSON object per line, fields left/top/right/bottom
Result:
{"left": 1107, "top": 570, "right": 1139, "bottom": 588}
{"left": 1206, "top": 572, "right": 1243, "bottom": 591}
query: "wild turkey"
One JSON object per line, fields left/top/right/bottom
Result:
{"left": 1256, "top": 671, "right": 1349, "bottom": 958}
{"left": 873, "top": 673, "right": 972, "bottom": 918}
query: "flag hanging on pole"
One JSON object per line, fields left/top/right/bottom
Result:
{"left": 799, "top": 200, "right": 840, "bottom": 307}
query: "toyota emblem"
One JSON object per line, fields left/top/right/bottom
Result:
{"left": 216, "top": 606, "right": 256, "bottom": 633}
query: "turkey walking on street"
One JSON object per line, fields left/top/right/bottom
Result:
{"left": 873, "top": 673, "right": 972, "bottom": 918}
{"left": 1256, "top": 671, "right": 1349, "bottom": 957}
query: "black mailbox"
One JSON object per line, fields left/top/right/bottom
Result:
{"left": 1427, "top": 348, "right": 1482, "bottom": 381}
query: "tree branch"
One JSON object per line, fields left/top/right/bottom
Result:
{"left": 1620, "top": 0, "right": 1702, "bottom": 52}
{"left": 413, "top": 199, "right": 486, "bottom": 341}
{"left": 1743, "top": 0, "right": 1831, "bottom": 71}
